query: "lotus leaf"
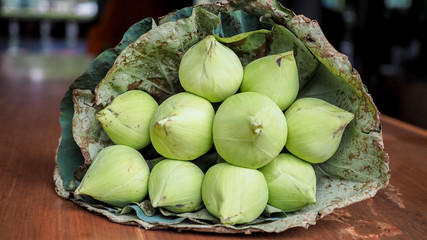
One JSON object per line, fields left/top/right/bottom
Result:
{"left": 54, "top": 0, "right": 389, "bottom": 233}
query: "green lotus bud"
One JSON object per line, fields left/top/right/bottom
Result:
{"left": 96, "top": 90, "right": 158, "bottom": 150}
{"left": 202, "top": 163, "right": 268, "bottom": 225}
{"left": 213, "top": 92, "right": 287, "bottom": 169}
{"left": 74, "top": 145, "right": 150, "bottom": 207}
{"left": 149, "top": 92, "right": 215, "bottom": 160}
{"left": 285, "top": 97, "right": 354, "bottom": 163}
{"left": 240, "top": 51, "right": 299, "bottom": 110}
{"left": 259, "top": 153, "right": 316, "bottom": 212}
{"left": 178, "top": 35, "right": 243, "bottom": 102}
{"left": 148, "top": 159, "right": 204, "bottom": 213}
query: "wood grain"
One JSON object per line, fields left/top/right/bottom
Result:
{"left": 0, "top": 63, "right": 426, "bottom": 239}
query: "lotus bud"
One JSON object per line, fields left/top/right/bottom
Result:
{"left": 201, "top": 163, "right": 268, "bottom": 225}
{"left": 96, "top": 90, "right": 158, "bottom": 150}
{"left": 149, "top": 92, "right": 215, "bottom": 160}
{"left": 148, "top": 159, "right": 204, "bottom": 213}
{"left": 285, "top": 97, "right": 354, "bottom": 163}
{"left": 213, "top": 92, "right": 287, "bottom": 169}
{"left": 74, "top": 145, "right": 150, "bottom": 207}
{"left": 259, "top": 153, "right": 316, "bottom": 212}
{"left": 178, "top": 35, "right": 243, "bottom": 102}
{"left": 240, "top": 51, "right": 299, "bottom": 110}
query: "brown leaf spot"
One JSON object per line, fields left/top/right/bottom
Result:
{"left": 127, "top": 81, "right": 141, "bottom": 91}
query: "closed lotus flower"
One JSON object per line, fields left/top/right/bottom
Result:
{"left": 179, "top": 35, "right": 243, "bottom": 102}
{"left": 201, "top": 163, "right": 268, "bottom": 225}
{"left": 96, "top": 90, "right": 158, "bottom": 150}
{"left": 74, "top": 145, "right": 150, "bottom": 207}
{"left": 148, "top": 159, "right": 204, "bottom": 213}
{"left": 285, "top": 97, "right": 354, "bottom": 164}
{"left": 260, "top": 153, "right": 316, "bottom": 212}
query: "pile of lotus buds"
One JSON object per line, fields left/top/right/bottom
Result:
{"left": 74, "top": 35, "right": 354, "bottom": 225}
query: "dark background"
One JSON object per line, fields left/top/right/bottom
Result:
{"left": 0, "top": 0, "right": 426, "bottom": 128}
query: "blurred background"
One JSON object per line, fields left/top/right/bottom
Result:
{"left": 0, "top": 0, "right": 426, "bottom": 128}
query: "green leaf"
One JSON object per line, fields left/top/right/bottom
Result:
{"left": 120, "top": 205, "right": 186, "bottom": 225}
{"left": 121, "top": 200, "right": 156, "bottom": 217}
{"left": 57, "top": 90, "right": 85, "bottom": 191}
{"left": 213, "top": 10, "right": 273, "bottom": 43}
{"left": 167, "top": 6, "right": 194, "bottom": 22}
{"left": 262, "top": 204, "right": 287, "bottom": 218}
{"left": 212, "top": 11, "right": 272, "bottom": 67}
{"left": 159, "top": 208, "right": 219, "bottom": 224}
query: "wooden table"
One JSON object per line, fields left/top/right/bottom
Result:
{"left": 1, "top": 56, "right": 426, "bottom": 239}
